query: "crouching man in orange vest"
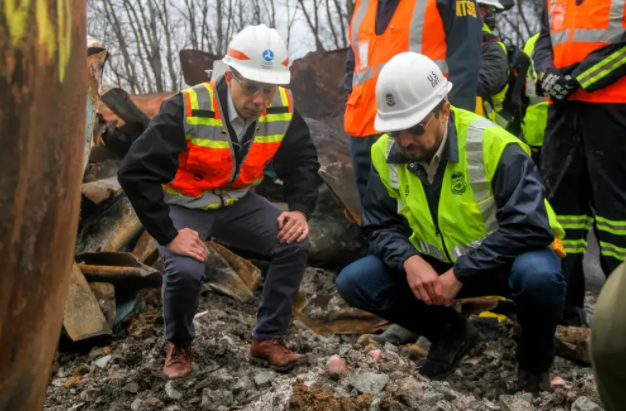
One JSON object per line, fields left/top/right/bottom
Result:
{"left": 118, "top": 25, "right": 320, "bottom": 379}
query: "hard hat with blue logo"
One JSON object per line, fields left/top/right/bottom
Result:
{"left": 222, "top": 24, "right": 290, "bottom": 85}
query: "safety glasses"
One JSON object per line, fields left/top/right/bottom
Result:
{"left": 389, "top": 115, "right": 435, "bottom": 138}
{"left": 231, "top": 71, "right": 277, "bottom": 98}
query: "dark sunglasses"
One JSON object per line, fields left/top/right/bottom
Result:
{"left": 389, "top": 115, "right": 435, "bottom": 138}
{"left": 231, "top": 71, "right": 277, "bottom": 98}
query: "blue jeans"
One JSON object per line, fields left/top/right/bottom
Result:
{"left": 337, "top": 247, "right": 566, "bottom": 372}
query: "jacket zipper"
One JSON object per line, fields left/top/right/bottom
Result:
{"left": 433, "top": 220, "right": 453, "bottom": 262}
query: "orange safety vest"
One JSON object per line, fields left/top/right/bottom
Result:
{"left": 344, "top": 0, "right": 450, "bottom": 137}
{"left": 548, "top": 0, "right": 626, "bottom": 103}
{"left": 163, "top": 81, "right": 294, "bottom": 210}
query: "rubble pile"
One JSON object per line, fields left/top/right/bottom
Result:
{"left": 45, "top": 268, "right": 602, "bottom": 411}
{"left": 45, "top": 48, "right": 603, "bottom": 411}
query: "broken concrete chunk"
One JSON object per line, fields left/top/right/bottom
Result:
{"left": 254, "top": 370, "right": 277, "bottom": 388}
{"left": 94, "top": 355, "right": 112, "bottom": 369}
{"left": 81, "top": 176, "right": 122, "bottom": 205}
{"left": 165, "top": 381, "right": 183, "bottom": 400}
{"left": 233, "top": 376, "right": 254, "bottom": 394}
{"left": 64, "top": 263, "right": 111, "bottom": 341}
{"left": 428, "top": 401, "right": 456, "bottom": 411}
{"left": 349, "top": 372, "right": 390, "bottom": 395}
{"left": 131, "top": 399, "right": 142, "bottom": 411}
{"left": 498, "top": 394, "right": 534, "bottom": 411}
{"left": 571, "top": 397, "right": 603, "bottom": 411}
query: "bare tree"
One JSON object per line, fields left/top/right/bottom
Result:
{"left": 298, "top": 0, "right": 326, "bottom": 51}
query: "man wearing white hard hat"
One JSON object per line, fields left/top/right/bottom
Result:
{"left": 119, "top": 25, "right": 320, "bottom": 378}
{"left": 337, "top": 52, "right": 566, "bottom": 395}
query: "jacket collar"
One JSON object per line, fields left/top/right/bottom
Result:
{"left": 387, "top": 111, "right": 459, "bottom": 164}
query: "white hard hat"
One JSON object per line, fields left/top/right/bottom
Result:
{"left": 477, "top": 0, "right": 504, "bottom": 10}
{"left": 374, "top": 52, "right": 453, "bottom": 132}
{"left": 222, "top": 24, "right": 290, "bottom": 85}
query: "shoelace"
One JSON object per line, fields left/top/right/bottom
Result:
{"left": 169, "top": 346, "right": 191, "bottom": 364}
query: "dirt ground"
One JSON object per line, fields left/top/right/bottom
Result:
{"left": 44, "top": 269, "right": 603, "bottom": 411}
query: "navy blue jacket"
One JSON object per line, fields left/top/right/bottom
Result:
{"left": 362, "top": 111, "right": 555, "bottom": 284}
{"left": 344, "top": 0, "right": 482, "bottom": 112}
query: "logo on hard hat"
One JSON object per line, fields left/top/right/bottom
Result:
{"left": 262, "top": 50, "right": 275, "bottom": 62}
{"left": 385, "top": 93, "right": 396, "bottom": 107}
{"left": 451, "top": 172, "right": 467, "bottom": 195}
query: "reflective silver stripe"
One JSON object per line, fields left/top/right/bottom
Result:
{"left": 572, "top": 0, "right": 625, "bottom": 43}
{"left": 528, "top": 95, "right": 548, "bottom": 105}
{"left": 163, "top": 187, "right": 251, "bottom": 209}
{"left": 452, "top": 238, "right": 485, "bottom": 259}
{"left": 408, "top": 0, "right": 429, "bottom": 53}
{"left": 385, "top": 138, "right": 400, "bottom": 189}
{"left": 353, "top": 66, "right": 375, "bottom": 86}
{"left": 350, "top": 0, "right": 371, "bottom": 54}
{"left": 397, "top": 198, "right": 404, "bottom": 213}
{"left": 596, "top": 219, "right": 626, "bottom": 232}
{"left": 260, "top": 89, "right": 294, "bottom": 136}
{"left": 551, "top": 30, "right": 571, "bottom": 45}
{"left": 466, "top": 118, "right": 500, "bottom": 234}
{"left": 465, "top": 118, "right": 492, "bottom": 202}
{"left": 434, "top": 59, "right": 449, "bottom": 75}
{"left": 419, "top": 240, "right": 447, "bottom": 261}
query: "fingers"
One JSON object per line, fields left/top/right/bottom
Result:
{"left": 278, "top": 217, "right": 298, "bottom": 242}
{"left": 423, "top": 283, "right": 437, "bottom": 306}
{"left": 283, "top": 222, "right": 307, "bottom": 244}
{"left": 186, "top": 244, "right": 207, "bottom": 262}
{"left": 276, "top": 213, "right": 287, "bottom": 230}
{"left": 432, "top": 280, "right": 444, "bottom": 306}
{"left": 414, "top": 283, "right": 432, "bottom": 305}
{"left": 296, "top": 225, "right": 309, "bottom": 242}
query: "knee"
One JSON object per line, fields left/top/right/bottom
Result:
{"left": 164, "top": 258, "right": 205, "bottom": 293}
{"left": 336, "top": 255, "right": 388, "bottom": 306}
{"left": 274, "top": 236, "right": 310, "bottom": 258}
{"left": 511, "top": 248, "right": 566, "bottom": 303}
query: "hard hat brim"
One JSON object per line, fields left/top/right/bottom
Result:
{"left": 222, "top": 57, "right": 290, "bottom": 85}
{"left": 478, "top": 0, "right": 505, "bottom": 9}
{"left": 374, "top": 82, "right": 453, "bottom": 133}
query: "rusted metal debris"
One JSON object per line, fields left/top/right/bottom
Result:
{"left": 81, "top": 176, "right": 122, "bottom": 205}
{"left": 76, "top": 252, "right": 162, "bottom": 288}
{"left": 85, "top": 36, "right": 109, "bottom": 172}
{"left": 64, "top": 264, "right": 112, "bottom": 342}
{"left": 89, "top": 282, "right": 117, "bottom": 328}
{"left": 319, "top": 162, "right": 362, "bottom": 225}
{"left": 289, "top": 48, "right": 348, "bottom": 130}
{"left": 100, "top": 86, "right": 151, "bottom": 128}
{"left": 207, "top": 241, "right": 262, "bottom": 291}
{"left": 204, "top": 242, "right": 259, "bottom": 303}
{"left": 76, "top": 194, "right": 143, "bottom": 254}
{"left": 555, "top": 326, "right": 591, "bottom": 365}
{"left": 132, "top": 230, "right": 160, "bottom": 266}
{"left": 179, "top": 49, "right": 221, "bottom": 86}
{"left": 0, "top": 1, "right": 87, "bottom": 409}
{"left": 98, "top": 91, "right": 176, "bottom": 125}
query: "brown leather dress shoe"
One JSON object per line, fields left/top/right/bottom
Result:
{"left": 163, "top": 342, "right": 193, "bottom": 379}
{"left": 250, "top": 339, "right": 302, "bottom": 372}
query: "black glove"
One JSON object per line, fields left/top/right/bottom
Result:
{"left": 537, "top": 65, "right": 580, "bottom": 103}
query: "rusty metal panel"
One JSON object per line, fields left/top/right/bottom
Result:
{"left": 98, "top": 91, "right": 176, "bottom": 125}
{"left": 0, "top": 1, "right": 87, "bottom": 410}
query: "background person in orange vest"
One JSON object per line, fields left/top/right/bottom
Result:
{"left": 118, "top": 25, "right": 320, "bottom": 379}
{"left": 344, "top": 0, "right": 483, "bottom": 206}
{"left": 533, "top": 0, "right": 626, "bottom": 327}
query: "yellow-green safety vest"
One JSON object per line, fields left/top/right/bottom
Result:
{"left": 522, "top": 33, "right": 548, "bottom": 147}
{"left": 482, "top": 23, "right": 510, "bottom": 128}
{"left": 371, "top": 107, "right": 564, "bottom": 263}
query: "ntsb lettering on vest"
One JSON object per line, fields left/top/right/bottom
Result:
{"left": 456, "top": 0, "right": 477, "bottom": 18}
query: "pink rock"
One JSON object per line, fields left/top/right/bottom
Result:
{"left": 326, "top": 355, "right": 348, "bottom": 378}
{"left": 550, "top": 376, "right": 572, "bottom": 390}
{"left": 369, "top": 349, "right": 383, "bottom": 364}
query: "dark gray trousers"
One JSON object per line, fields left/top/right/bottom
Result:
{"left": 158, "top": 192, "right": 309, "bottom": 344}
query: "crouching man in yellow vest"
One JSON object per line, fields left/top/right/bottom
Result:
{"left": 336, "top": 52, "right": 566, "bottom": 396}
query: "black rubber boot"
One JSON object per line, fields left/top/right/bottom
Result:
{"left": 357, "top": 324, "right": 419, "bottom": 346}
{"left": 511, "top": 368, "right": 550, "bottom": 398}
{"left": 418, "top": 319, "right": 480, "bottom": 379}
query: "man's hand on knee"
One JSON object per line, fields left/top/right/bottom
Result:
{"left": 404, "top": 255, "right": 443, "bottom": 305}
{"left": 166, "top": 228, "right": 208, "bottom": 262}
{"left": 277, "top": 211, "right": 309, "bottom": 244}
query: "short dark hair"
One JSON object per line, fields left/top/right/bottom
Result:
{"left": 431, "top": 98, "right": 447, "bottom": 118}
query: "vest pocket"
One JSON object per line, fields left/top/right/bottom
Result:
{"left": 460, "top": 199, "right": 491, "bottom": 239}
{"left": 186, "top": 145, "right": 232, "bottom": 184}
